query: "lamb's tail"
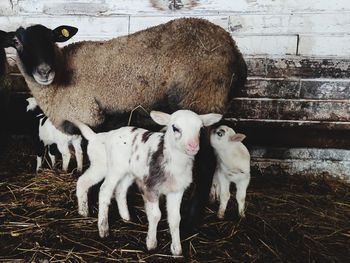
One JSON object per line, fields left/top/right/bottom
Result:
{"left": 71, "top": 120, "right": 96, "bottom": 141}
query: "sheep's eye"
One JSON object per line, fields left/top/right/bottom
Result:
{"left": 217, "top": 129, "right": 225, "bottom": 137}
{"left": 172, "top": 124, "right": 180, "bottom": 133}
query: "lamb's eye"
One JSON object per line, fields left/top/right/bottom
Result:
{"left": 172, "top": 124, "right": 180, "bottom": 133}
{"left": 217, "top": 129, "right": 225, "bottom": 137}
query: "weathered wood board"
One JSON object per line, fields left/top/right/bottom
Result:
{"left": 239, "top": 78, "right": 350, "bottom": 100}
{"left": 246, "top": 56, "right": 350, "bottom": 79}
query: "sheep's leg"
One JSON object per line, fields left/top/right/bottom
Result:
{"left": 48, "top": 144, "right": 56, "bottom": 168}
{"left": 98, "top": 174, "right": 120, "bottom": 238}
{"left": 166, "top": 191, "right": 184, "bottom": 256}
{"left": 57, "top": 142, "right": 71, "bottom": 172}
{"left": 115, "top": 174, "right": 134, "bottom": 221}
{"left": 217, "top": 173, "right": 230, "bottom": 219}
{"left": 209, "top": 170, "right": 220, "bottom": 203}
{"left": 145, "top": 198, "right": 161, "bottom": 251}
{"left": 235, "top": 175, "right": 250, "bottom": 218}
{"left": 72, "top": 137, "right": 83, "bottom": 173}
{"left": 76, "top": 165, "right": 106, "bottom": 217}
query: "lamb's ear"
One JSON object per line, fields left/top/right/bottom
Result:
{"left": 150, "top": 111, "right": 171, "bottom": 126}
{"left": 230, "top": 133, "right": 246, "bottom": 142}
{"left": 52, "top": 26, "right": 78, "bottom": 43}
{"left": 26, "top": 97, "right": 37, "bottom": 112}
{"left": 0, "top": 30, "right": 16, "bottom": 48}
{"left": 200, "top": 113, "right": 222, "bottom": 127}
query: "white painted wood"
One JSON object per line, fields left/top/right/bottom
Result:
{"left": 0, "top": 0, "right": 13, "bottom": 15}
{"left": 14, "top": 0, "right": 350, "bottom": 15}
{"left": 0, "top": 16, "right": 129, "bottom": 37}
{"left": 233, "top": 34, "right": 298, "bottom": 55}
{"left": 298, "top": 35, "right": 350, "bottom": 57}
{"left": 229, "top": 13, "right": 350, "bottom": 35}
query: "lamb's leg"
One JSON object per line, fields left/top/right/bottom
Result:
{"left": 48, "top": 144, "right": 56, "bottom": 168}
{"left": 72, "top": 137, "right": 83, "bottom": 173}
{"left": 35, "top": 140, "right": 45, "bottom": 173}
{"left": 145, "top": 198, "right": 161, "bottom": 251}
{"left": 98, "top": 175, "right": 120, "bottom": 238}
{"left": 209, "top": 170, "right": 220, "bottom": 202}
{"left": 235, "top": 175, "right": 250, "bottom": 217}
{"left": 58, "top": 142, "right": 71, "bottom": 172}
{"left": 76, "top": 165, "right": 106, "bottom": 217}
{"left": 166, "top": 191, "right": 184, "bottom": 256}
{"left": 217, "top": 173, "right": 230, "bottom": 219}
{"left": 115, "top": 174, "right": 134, "bottom": 221}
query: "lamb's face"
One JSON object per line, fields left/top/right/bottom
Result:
{"left": 211, "top": 125, "right": 246, "bottom": 151}
{"left": 211, "top": 125, "right": 233, "bottom": 149}
{"left": 151, "top": 110, "right": 222, "bottom": 157}
{"left": 0, "top": 25, "right": 77, "bottom": 85}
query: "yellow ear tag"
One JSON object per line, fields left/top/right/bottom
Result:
{"left": 61, "top": 28, "right": 69, "bottom": 38}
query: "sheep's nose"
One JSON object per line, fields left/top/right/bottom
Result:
{"left": 37, "top": 64, "right": 52, "bottom": 77}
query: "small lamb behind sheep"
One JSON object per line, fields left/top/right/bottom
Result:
{"left": 26, "top": 97, "right": 83, "bottom": 172}
{"left": 210, "top": 125, "right": 250, "bottom": 219}
{"left": 74, "top": 110, "right": 222, "bottom": 256}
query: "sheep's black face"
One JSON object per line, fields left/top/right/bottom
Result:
{"left": 15, "top": 25, "right": 57, "bottom": 85}
{"left": 0, "top": 25, "right": 78, "bottom": 86}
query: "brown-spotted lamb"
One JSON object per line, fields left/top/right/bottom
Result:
{"left": 0, "top": 18, "right": 247, "bottom": 228}
{"left": 73, "top": 109, "right": 222, "bottom": 256}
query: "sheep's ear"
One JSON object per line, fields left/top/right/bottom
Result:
{"left": 0, "top": 30, "right": 16, "bottom": 48}
{"left": 52, "top": 26, "right": 78, "bottom": 43}
{"left": 200, "top": 113, "right": 222, "bottom": 127}
{"left": 230, "top": 133, "right": 246, "bottom": 142}
{"left": 150, "top": 111, "right": 171, "bottom": 126}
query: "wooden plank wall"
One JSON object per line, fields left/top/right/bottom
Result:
{"left": 0, "top": 0, "right": 349, "bottom": 179}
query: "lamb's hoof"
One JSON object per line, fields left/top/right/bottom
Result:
{"left": 99, "top": 226, "right": 109, "bottom": 238}
{"left": 217, "top": 211, "right": 225, "bottom": 219}
{"left": 146, "top": 236, "right": 157, "bottom": 251}
{"left": 120, "top": 211, "right": 130, "bottom": 222}
{"left": 239, "top": 211, "right": 246, "bottom": 218}
{"left": 78, "top": 205, "right": 89, "bottom": 217}
{"left": 209, "top": 186, "right": 219, "bottom": 203}
{"left": 171, "top": 243, "right": 182, "bottom": 256}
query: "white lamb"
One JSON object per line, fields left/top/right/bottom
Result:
{"left": 26, "top": 97, "right": 83, "bottom": 173}
{"left": 73, "top": 109, "right": 222, "bottom": 256}
{"left": 210, "top": 125, "right": 250, "bottom": 219}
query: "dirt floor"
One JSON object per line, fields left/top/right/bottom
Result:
{"left": 0, "top": 137, "right": 349, "bottom": 262}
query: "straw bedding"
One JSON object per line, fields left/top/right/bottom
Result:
{"left": 0, "top": 138, "right": 349, "bottom": 262}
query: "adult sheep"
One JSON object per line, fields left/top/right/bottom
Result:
{"left": 0, "top": 18, "right": 247, "bottom": 230}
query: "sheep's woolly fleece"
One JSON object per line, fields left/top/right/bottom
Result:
{"left": 19, "top": 18, "right": 244, "bottom": 131}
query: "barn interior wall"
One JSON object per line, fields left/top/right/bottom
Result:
{"left": 0, "top": 0, "right": 349, "bottom": 179}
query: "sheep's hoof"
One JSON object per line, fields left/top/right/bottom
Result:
{"left": 170, "top": 243, "right": 182, "bottom": 256}
{"left": 146, "top": 236, "right": 157, "bottom": 251}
